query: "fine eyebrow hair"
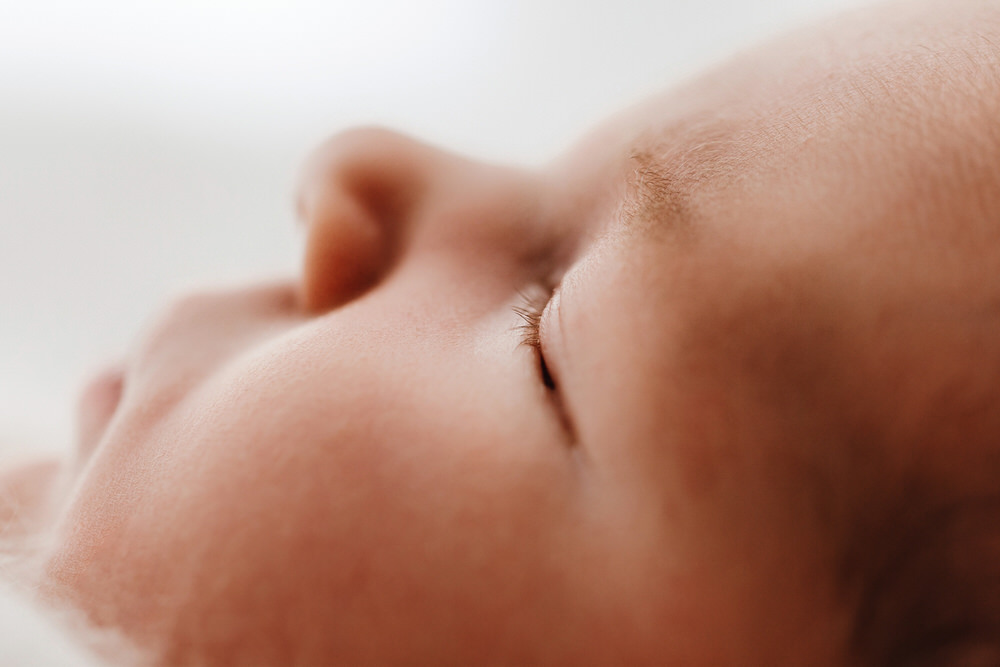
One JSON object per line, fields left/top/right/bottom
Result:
{"left": 619, "top": 148, "right": 685, "bottom": 233}
{"left": 618, "top": 148, "right": 708, "bottom": 243}
{"left": 618, "top": 126, "right": 747, "bottom": 239}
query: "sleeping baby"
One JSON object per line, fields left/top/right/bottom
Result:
{"left": 2, "top": 0, "right": 999, "bottom": 664}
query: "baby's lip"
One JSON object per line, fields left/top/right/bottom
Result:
{"left": 75, "top": 363, "right": 126, "bottom": 463}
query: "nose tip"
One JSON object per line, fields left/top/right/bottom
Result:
{"left": 295, "top": 127, "right": 441, "bottom": 313}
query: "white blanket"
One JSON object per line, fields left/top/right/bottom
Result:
{"left": 0, "top": 584, "right": 101, "bottom": 667}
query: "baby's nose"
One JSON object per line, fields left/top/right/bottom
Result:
{"left": 295, "top": 127, "right": 454, "bottom": 313}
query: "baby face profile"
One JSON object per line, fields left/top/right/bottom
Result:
{"left": 3, "top": 0, "right": 1000, "bottom": 664}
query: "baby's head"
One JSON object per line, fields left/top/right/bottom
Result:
{"left": 4, "top": 0, "right": 1000, "bottom": 664}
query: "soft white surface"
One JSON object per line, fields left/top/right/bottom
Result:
{"left": 0, "top": 584, "right": 101, "bottom": 666}
{"left": 0, "top": 0, "right": 866, "bottom": 453}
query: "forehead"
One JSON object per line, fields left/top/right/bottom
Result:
{"left": 560, "top": 0, "right": 1000, "bottom": 527}
{"left": 602, "top": 0, "right": 1000, "bottom": 248}
{"left": 591, "top": 11, "right": 1000, "bottom": 345}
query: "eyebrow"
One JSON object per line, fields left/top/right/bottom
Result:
{"left": 618, "top": 144, "right": 700, "bottom": 240}
{"left": 620, "top": 119, "right": 755, "bottom": 239}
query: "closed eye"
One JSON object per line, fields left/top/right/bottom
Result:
{"left": 512, "top": 287, "right": 576, "bottom": 443}
{"left": 513, "top": 289, "right": 557, "bottom": 391}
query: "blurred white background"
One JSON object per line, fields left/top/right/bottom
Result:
{"left": 0, "top": 0, "right": 865, "bottom": 454}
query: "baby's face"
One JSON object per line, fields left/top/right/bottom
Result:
{"left": 5, "top": 0, "right": 1000, "bottom": 664}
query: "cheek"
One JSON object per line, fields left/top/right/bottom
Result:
{"left": 40, "top": 327, "right": 584, "bottom": 663}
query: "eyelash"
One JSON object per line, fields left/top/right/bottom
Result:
{"left": 513, "top": 290, "right": 557, "bottom": 391}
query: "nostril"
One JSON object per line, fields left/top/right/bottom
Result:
{"left": 299, "top": 183, "right": 388, "bottom": 314}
